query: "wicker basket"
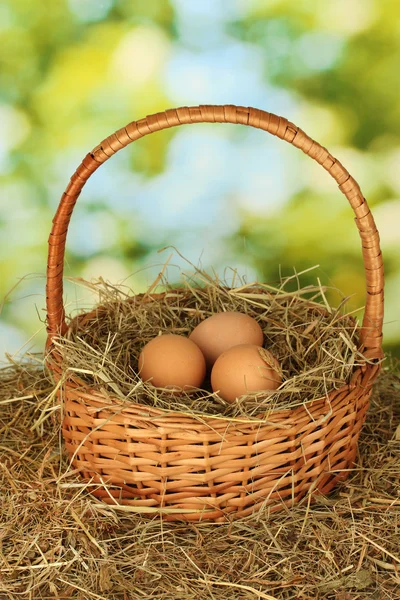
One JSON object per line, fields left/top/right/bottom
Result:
{"left": 46, "top": 105, "right": 384, "bottom": 522}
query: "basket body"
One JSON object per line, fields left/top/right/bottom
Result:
{"left": 54, "top": 291, "right": 379, "bottom": 522}
{"left": 45, "top": 104, "right": 384, "bottom": 522}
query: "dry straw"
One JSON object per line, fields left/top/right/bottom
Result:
{"left": 1, "top": 355, "right": 399, "bottom": 599}
{"left": 57, "top": 264, "right": 364, "bottom": 418}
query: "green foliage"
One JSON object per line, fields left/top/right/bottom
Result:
{"left": 0, "top": 0, "right": 399, "bottom": 358}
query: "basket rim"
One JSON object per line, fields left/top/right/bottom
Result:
{"left": 47, "top": 286, "right": 381, "bottom": 426}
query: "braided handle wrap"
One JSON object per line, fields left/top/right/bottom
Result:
{"left": 46, "top": 105, "right": 384, "bottom": 358}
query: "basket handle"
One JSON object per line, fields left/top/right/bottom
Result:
{"left": 46, "top": 105, "right": 384, "bottom": 359}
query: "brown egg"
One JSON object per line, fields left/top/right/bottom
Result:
{"left": 189, "top": 311, "right": 264, "bottom": 368}
{"left": 138, "top": 334, "right": 206, "bottom": 392}
{"left": 211, "top": 344, "right": 282, "bottom": 403}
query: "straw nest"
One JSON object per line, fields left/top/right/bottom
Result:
{"left": 54, "top": 264, "right": 367, "bottom": 417}
{"left": 0, "top": 352, "right": 399, "bottom": 599}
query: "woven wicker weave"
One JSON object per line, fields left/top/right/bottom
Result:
{"left": 46, "top": 105, "right": 384, "bottom": 522}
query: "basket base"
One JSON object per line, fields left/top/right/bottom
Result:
{"left": 84, "top": 469, "right": 348, "bottom": 522}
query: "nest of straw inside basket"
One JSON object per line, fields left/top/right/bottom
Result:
{"left": 1, "top": 354, "right": 399, "bottom": 600}
{"left": 53, "top": 264, "right": 367, "bottom": 417}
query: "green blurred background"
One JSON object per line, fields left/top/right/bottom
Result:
{"left": 1, "top": 0, "right": 399, "bottom": 361}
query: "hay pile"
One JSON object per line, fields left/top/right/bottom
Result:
{"left": 0, "top": 353, "right": 399, "bottom": 599}
{"left": 56, "top": 267, "right": 366, "bottom": 417}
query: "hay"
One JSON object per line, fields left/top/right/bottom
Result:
{"left": 0, "top": 353, "right": 399, "bottom": 599}
{"left": 55, "top": 265, "right": 367, "bottom": 417}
